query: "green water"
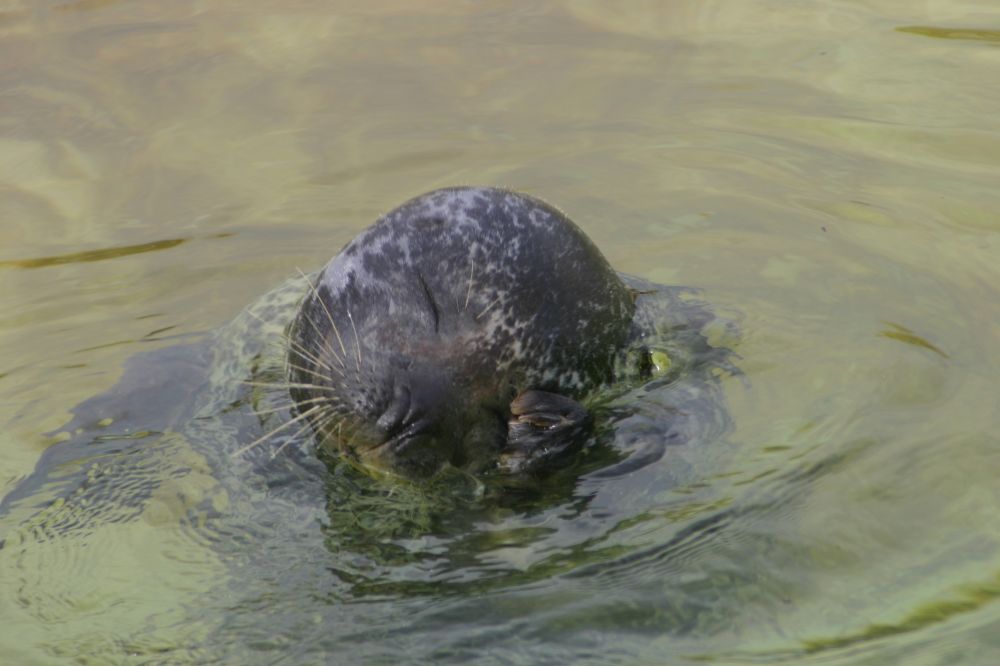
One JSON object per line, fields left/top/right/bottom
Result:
{"left": 2, "top": 1, "right": 1000, "bottom": 663}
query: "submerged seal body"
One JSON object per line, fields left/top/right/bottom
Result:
{"left": 288, "top": 187, "right": 641, "bottom": 478}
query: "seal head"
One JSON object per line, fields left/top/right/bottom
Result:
{"left": 287, "top": 187, "right": 634, "bottom": 478}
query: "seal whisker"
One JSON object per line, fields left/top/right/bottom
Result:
{"left": 296, "top": 267, "right": 349, "bottom": 368}
{"left": 251, "top": 395, "right": 329, "bottom": 416}
{"left": 285, "top": 333, "right": 336, "bottom": 374}
{"left": 270, "top": 419, "right": 319, "bottom": 459}
{"left": 285, "top": 358, "right": 340, "bottom": 383}
{"left": 243, "top": 308, "right": 323, "bottom": 366}
{"left": 294, "top": 307, "right": 346, "bottom": 372}
{"left": 346, "top": 309, "right": 363, "bottom": 374}
{"left": 312, "top": 410, "right": 343, "bottom": 439}
{"left": 243, "top": 307, "right": 276, "bottom": 328}
{"left": 233, "top": 404, "right": 323, "bottom": 457}
{"left": 240, "top": 308, "right": 331, "bottom": 370}
{"left": 476, "top": 295, "right": 502, "bottom": 320}
{"left": 464, "top": 254, "right": 475, "bottom": 311}
{"left": 241, "top": 379, "right": 337, "bottom": 393}
{"left": 243, "top": 308, "right": 336, "bottom": 374}
{"left": 297, "top": 409, "right": 346, "bottom": 451}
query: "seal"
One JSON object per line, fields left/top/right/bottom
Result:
{"left": 287, "top": 187, "right": 643, "bottom": 478}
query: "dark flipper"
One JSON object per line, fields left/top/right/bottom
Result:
{"left": 497, "top": 390, "right": 592, "bottom": 475}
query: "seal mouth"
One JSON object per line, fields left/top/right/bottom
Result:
{"left": 359, "top": 418, "right": 459, "bottom": 478}
{"left": 369, "top": 421, "right": 432, "bottom": 456}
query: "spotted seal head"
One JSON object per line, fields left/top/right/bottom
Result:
{"left": 287, "top": 187, "right": 635, "bottom": 478}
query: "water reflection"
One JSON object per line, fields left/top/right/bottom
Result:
{"left": 2, "top": 0, "right": 1000, "bottom": 664}
{"left": 0, "top": 238, "right": 187, "bottom": 269}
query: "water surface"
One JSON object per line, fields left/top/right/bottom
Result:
{"left": 2, "top": 1, "right": 1000, "bottom": 664}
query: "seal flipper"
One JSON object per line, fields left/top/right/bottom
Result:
{"left": 497, "top": 390, "right": 592, "bottom": 475}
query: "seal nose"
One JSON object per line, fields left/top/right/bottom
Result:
{"left": 375, "top": 384, "right": 414, "bottom": 439}
{"left": 375, "top": 369, "right": 452, "bottom": 442}
{"left": 365, "top": 368, "right": 463, "bottom": 477}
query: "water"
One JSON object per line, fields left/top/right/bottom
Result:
{"left": 2, "top": 1, "right": 1000, "bottom": 664}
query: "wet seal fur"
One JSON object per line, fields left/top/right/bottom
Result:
{"left": 288, "top": 187, "right": 650, "bottom": 478}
